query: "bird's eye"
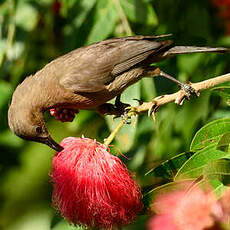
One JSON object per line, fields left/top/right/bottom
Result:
{"left": 36, "top": 126, "right": 42, "bottom": 134}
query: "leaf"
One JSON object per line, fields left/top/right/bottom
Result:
{"left": 177, "top": 53, "right": 204, "bottom": 75}
{"left": 212, "top": 86, "right": 230, "bottom": 105}
{"left": 120, "top": 0, "right": 136, "bottom": 22}
{"left": 145, "top": 151, "right": 195, "bottom": 180}
{"left": 209, "top": 180, "right": 227, "bottom": 198}
{"left": 0, "top": 80, "right": 12, "bottom": 110}
{"left": 145, "top": 2, "right": 158, "bottom": 26}
{"left": 190, "top": 118, "right": 230, "bottom": 151}
{"left": 87, "top": 0, "right": 118, "bottom": 44}
{"left": 15, "top": 2, "right": 38, "bottom": 31}
{"left": 120, "top": 0, "right": 158, "bottom": 26}
{"left": 174, "top": 145, "right": 228, "bottom": 180}
{"left": 72, "top": 0, "right": 97, "bottom": 28}
{"left": 204, "top": 158, "right": 230, "bottom": 185}
{"left": 217, "top": 132, "right": 230, "bottom": 153}
{"left": 174, "top": 92, "right": 210, "bottom": 146}
{"left": 140, "top": 78, "right": 156, "bottom": 101}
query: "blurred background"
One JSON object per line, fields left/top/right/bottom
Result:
{"left": 0, "top": 0, "right": 230, "bottom": 229}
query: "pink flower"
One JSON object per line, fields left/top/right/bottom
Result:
{"left": 148, "top": 184, "right": 217, "bottom": 230}
{"left": 51, "top": 137, "right": 143, "bottom": 229}
{"left": 147, "top": 214, "right": 178, "bottom": 230}
{"left": 217, "top": 189, "right": 230, "bottom": 221}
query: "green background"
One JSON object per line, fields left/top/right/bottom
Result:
{"left": 0, "top": 0, "right": 230, "bottom": 229}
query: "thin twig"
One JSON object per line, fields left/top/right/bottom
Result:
{"left": 104, "top": 120, "right": 124, "bottom": 146}
{"left": 104, "top": 73, "right": 230, "bottom": 146}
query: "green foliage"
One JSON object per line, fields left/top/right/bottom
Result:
{"left": 0, "top": 0, "right": 230, "bottom": 229}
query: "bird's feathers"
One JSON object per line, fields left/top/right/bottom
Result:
{"left": 58, "top": 36, "right": 172, "bottom": 93}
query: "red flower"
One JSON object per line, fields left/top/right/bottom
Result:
{"left": 51, "top": 137, "right": 143, "bottom": 229}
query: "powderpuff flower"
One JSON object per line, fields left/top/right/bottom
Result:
{"left": 147, "top": 183, "right": 218, "bottom": 230}
{"left": 51, "top": 137, "right": 143, "bottom": 229}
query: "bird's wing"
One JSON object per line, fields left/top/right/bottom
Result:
{"left": 58, "top": 36, "right": 172, "bottom": 93}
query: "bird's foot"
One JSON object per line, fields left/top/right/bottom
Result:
{"left": 175, "top": 83, "right": 200, "bottom": 105}
{"left": 50, "top": 108, "right": 79, "bottom": 122}
{"left": 97, "top": 95, "right": 130, "bottom": 117}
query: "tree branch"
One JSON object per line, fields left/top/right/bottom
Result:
{"left": 104, "top": 73, "right": 230, "bottom": 146}
{"left": 134, "top": 72, "right": 230, "bottom": 114}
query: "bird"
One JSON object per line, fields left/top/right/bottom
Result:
{"left": 8, "top": 34, "right": 230, "bottom": 151}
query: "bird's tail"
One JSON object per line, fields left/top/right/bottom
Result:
{"left": 163, "top": 46, "right": 230, "bottom": 57}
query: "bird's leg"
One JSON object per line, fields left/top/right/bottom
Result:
{"left": 159, "top": 71, "right": 199, "bottom": 97}
{"left": 115, "top": 95, "right": 130, "bottom": 111}
{"left": 97, "top": 95, "right": 130, "bottom": 117}
{"left": 50, "top": 108, "right": 79, "bottom": 122}
{"left": 145, "top": 67, "right": 200, "bottom": 99}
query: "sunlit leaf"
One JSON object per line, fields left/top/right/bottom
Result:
{"left": 190, "top": 118, "right": 230, "bottom": 151}
{"left": 204, "top": 158, "right": 230, "bottom": 185}
{"left": 120, "top": 0, "right": 135, "bottom": 22}
{"left": 174, "top": 145, "right": 228, "bottom": 180}
{"left": 15, "top": 2, "right": 38, "bottom": 31}
{"left": 217, "top": 132, "right": 230, "bottom": 153}
{"left": 87, "top": 0, "right": 118, "bottom": 44}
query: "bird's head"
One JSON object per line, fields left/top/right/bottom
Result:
{"left": 8, "top": 104, "right": 63, "bottom": 152}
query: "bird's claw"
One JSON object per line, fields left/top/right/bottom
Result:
{"left": 147, "top": 101, "right": 159, "bottom": 121}
{"left": 175, "top": 83, "right": 200, "bottom": 105}
{"left": 181, "top": 83, "right": 200, "bottom": 98}
{"left": 50, "top": 108, "right": 79, "bottom": 122}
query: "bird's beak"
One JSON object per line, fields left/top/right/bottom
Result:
{"left": 44, "top": 136, "right": 63, "bottom": 152}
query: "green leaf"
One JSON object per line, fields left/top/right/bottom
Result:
{"left": 15, "top": 2, "right": 38, "bottom": 31}
{"left": 120, "top": 0, "right": 158, "bottom": 26}
{"left": 204, "top": 158, "right": 230, "bottom": 185}
{"left": 145, "top": 151, "right": 194, "bottom": 179}
{"left": 209, "top": 180, "right": 227, "bottom": 198}
{"left": 177, "top": 53, "right": 204, "bottom": 75}
{"left": 217, "top": 132, "right": 230, "bottom": 153}
{"left": 73, "top": 0, "right": 97, "bottom": 28}
{"left": 174, "top": 145, "right": 228, "bottom": 180}
{"left": 87, "top": 0, "right": 118, "bottom": 44}
{"left": 145, "top": 2, "right": 158, "bottom": 26}
{"left": 212, "top": 86, "right": 230, "bottom": 105}
{"left": 0, "top": 80, "right": 12, "bottom": 110}
{"left": 174, "top": 92, "right": 210, "bottom": 146}
{"left": 140, "top": 78, "right": 156, "bottom": 101}
{"left": 120, "top": 0, "right": 136, "bottom": 22}
{"left": 190, "top": 118, "right": 230, "bottom": 151}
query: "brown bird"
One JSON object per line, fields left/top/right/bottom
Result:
{"left": 8, "top": 35, "right": 230, "bottom": 151}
